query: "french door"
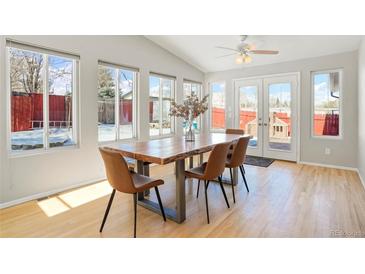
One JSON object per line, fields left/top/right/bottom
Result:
{"left": 234, "top": 73, "right": 298, "bottom": 161}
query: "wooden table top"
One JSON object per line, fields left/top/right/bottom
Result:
{"left": 104, "top": 133, "right": 248, "bottom": 165}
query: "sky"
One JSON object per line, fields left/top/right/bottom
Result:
{"left": 149, "top": 76, "right": 173, "bottom": 97}
{"left": 314, "top": 73, "right": 338, "bottom": 106}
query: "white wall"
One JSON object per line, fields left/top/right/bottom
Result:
{"left": 205, "top": 51, "right": 359, "bottom": 168}
{"left": 0, "top": 35, "right": 204, "bottom": 205}
{"left": 359, "top": 38, "right": 365, "bottom": 183}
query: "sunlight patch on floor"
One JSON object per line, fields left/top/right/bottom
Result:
{"left": 36, "top": 181, "right": 112, "bottom": 217}
{"left": 58, "top": 181, "right": 112, "bottom": 208}
{"left": 37, "top": 197, "right": 70, "bottom": 217}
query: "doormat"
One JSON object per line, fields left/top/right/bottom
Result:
{"left": 244, "top": 155, "right": 275, "bottom": 167}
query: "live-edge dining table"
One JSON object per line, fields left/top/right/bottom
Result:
{"left": 105, "top": 133, "right": 246, "bottom": 223}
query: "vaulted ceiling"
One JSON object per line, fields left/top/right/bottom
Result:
{"left": 146, "top": 35, "right": 363, "bottom": 73}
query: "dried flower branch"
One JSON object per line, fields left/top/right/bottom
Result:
{"left": 169, "top": 93, "right": 209, "bottom": 121}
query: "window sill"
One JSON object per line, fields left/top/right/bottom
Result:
{"left": 209, "top": 129, "right": 226, "bottom": 133}
{"left": 149, "top": 133, "right": 176, "bottom": 140}
{"left": 311, "top": 135, "right": 343, "bottom": 141}
{"left": 98, "top": 138, "right": 138, "bottom": 146}
{"left": 8, "top": 144, "right": 80, "bottom": 159}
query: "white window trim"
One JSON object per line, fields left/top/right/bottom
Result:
{"left": 310, "top": 68, "right": 343, "bottom": 140}
{"left": 6, "top": 44, "right": 80, "bottom": 157}
{"left": 149, "top": 74, "right": 176, "bottom": 138}
{"left": 209, "top": 81, "right": 226, "bottom": 133}
{"left": 97, "top": 62, "right": 139, "bottom": 143}
{"left": 183, "top": 80, "right": 203, "bottom": 133}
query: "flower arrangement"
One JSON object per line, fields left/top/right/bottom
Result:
{"left": 169, "top": 93, "right": 209, "bottom": 141}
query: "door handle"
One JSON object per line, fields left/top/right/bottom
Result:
{"left": 258, "top": 123, "right": 262, "bottom": 126}
{"left": 263, "top": 123, "right": 268, "bottom": 126}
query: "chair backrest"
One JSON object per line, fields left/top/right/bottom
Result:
{"left": 99, "top": 147, "right": 136, "bottom": 194}
{"left": 204, "top": 142, "right": 231, "bottom": 180}
{"left": 229, "top": 136, "right": 250, "bottom": 167}
{"left": 226, "top": 128, "right": 244, "bottom": 135}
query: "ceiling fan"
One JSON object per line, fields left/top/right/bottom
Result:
{"left": 216, "top": 35, "right": 279, "bottom": 64}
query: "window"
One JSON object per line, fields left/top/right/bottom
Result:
{"left": 183, "top": 80, "right": 203, "bottom": 132}
{"left": 210, "top": 82, "right": 225, "bottom": 130}
{"left": 7, "top": 41, "right": 79, "bottom": 152}
{"left": 97, "top": 62, "right": 138, "bottom": 142}
{"left": 149, "top": 74, "right": 175, "bottom": 137}
{"left": 312, "top": 70, "right": 342, "bottom": 137}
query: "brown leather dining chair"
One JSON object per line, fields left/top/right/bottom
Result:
{"left": 185, "top": 142, "right": 231, "bottom": 224}
{"left": 225, "top": 128, "right": 245, "bottom": 135}
{"left": 225, "top": 128, "right": 244, "bottom": 159}
{"left": 99, "top": 147, "right": 166, "bottom": 238}
{"left": 225, "top": 136, "right": 251, "bottom": 203}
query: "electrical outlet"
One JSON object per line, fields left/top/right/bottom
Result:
{"left": 325, "top": 147, "right": 331, "bottom": 155}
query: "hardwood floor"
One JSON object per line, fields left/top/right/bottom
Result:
{"left": 1, "top": 159, "right": 365, "bottom": 237}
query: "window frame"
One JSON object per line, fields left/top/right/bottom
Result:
{"left": 209, "top": 81, "right": 226, "bottom": 132}
{"left": 183, "top": 79, "right": 203, "bottom": 133}
{"left": 97, "top": 61, "right": 139, "bottom": 143}
{"left": 310, "top": 68, "right": 343, "bottom": 140}
{"left": 6, "top": 42, "right": 80, "bottom": 157}
{"left": 149, "top": 73, "right": 176, "bottom": 138}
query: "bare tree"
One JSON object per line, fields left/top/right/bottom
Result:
{"left": 10, "top": 48, "right": 43, "bottom": 94}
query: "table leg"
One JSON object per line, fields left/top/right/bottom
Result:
{"left": 189, "top": 156, "right": 194, "bottom": 168}
{"left": 187, "top": 157, "right": 193, "bottom": 193}
{"left": 137, "top": 160, "right": 145, "bottom": 200}
{"left": 136, "top": 159, "right": 186, "bottom": 223}
{"left": 232, "top": 167, "right": 238, "bottom": 186}
{"left": 143, "top": 162, "right": 150, "bottom": 196}
{"left": 199, "top": 153, "right": 204, "bottom": 165}
{"left": 175, "top": 158, "right": 186, "bottom": 223}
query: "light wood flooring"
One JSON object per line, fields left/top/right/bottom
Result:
{"left": 1, "top": 159, "right": 365, "bottom": 237}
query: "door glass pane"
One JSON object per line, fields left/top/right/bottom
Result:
{"left": 98, "top": 65, "right": 116, "bottom": 142}
{"left": 149, "top": 76, "right": 160, "bottom": 136}
{"left": 239, "top": 86, "right": 258, "bottom": 147}
{"left": 10, "top": 48, "right": 44, "bottom": 151}
{"left": 268, "top": 83, "right": 291, "bottom": 151}
{"left": 48, "top": 56, "right": 75, "bottom": 148}
{"left": 119, "top": 69, "right": 134, "bottom": 139}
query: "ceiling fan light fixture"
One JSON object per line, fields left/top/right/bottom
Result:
{"left": 244, "top": 55, "right": 252, "bottom": 63}
{"left": 235, "top": 55, "right": 244, "bottom": 64}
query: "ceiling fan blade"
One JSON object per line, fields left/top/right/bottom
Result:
{"left": 215, "top": 46, "right": 240, "bottom": 53}
{"left": 216, "top": 53, "right": 237, "bottom": 58}
{"left": 250, "top": 50, "right": 279, "bottom": 55}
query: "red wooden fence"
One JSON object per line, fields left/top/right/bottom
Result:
{"left": 212, "top": 107, "right": 338, "bottom": 136}
{"left": 13, "top": 96, "right": 339, "bottom": 136}
{"left": 11, "top": 93, "right": 72, "bottom": 132}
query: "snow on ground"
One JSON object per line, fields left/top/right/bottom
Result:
{"left": 98, "top": 124, "right": 133, "bottom": 142}
{"left": 11, "top": 128, "right": 74, "bottom": 150}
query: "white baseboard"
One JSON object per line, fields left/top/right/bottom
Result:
{"left": 0, "top": 176, "right": 106, "bottom": 209}
{"left": 299, "top": 161, "right": 365, "bottom": 190}
{"left": 298, "top": 161, "right": 358, "bottom": 171}
{"left": 357, "top": 169, "right": 365, "bottom": 190}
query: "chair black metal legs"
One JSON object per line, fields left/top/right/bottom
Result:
{"left": 229, "top": 168, "right": 236, "bottom": 203}
{"left": 204, "top": 180, "right": 210, "bottom": 224}
{"left": 218, "top": 176, "right": 230, "bottom": 208}
{"left": 198, "top": 177, "right": 230, "bottom": 224}
{"left": 99, "top": 189, "right": 116, "bottom": 233}
{"left": 133, "top": 193, "right": 137, "bottom": 238}
{"left": 154, "top": 186, "right": 166, "bottom": 222}
{"left": 196, "top": 179, "right": 201, "bottom": 198}
{"left": 239, "top": 165, "right": 249, "bottom": 192}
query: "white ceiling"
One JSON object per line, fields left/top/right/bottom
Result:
{"left": 146, "top": 35, "right": 363, "bottom": 73}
